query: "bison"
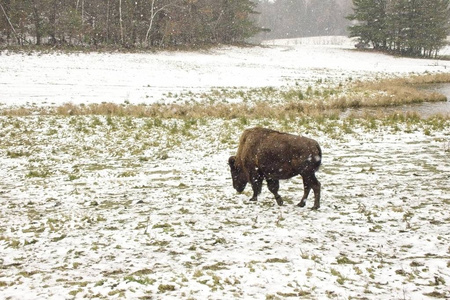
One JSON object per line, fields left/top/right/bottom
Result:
{"left": 228, "top": 127, "right": 322, "bottom": 209}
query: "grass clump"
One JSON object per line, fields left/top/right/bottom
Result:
{"left": 26, "top": 169, "right": 51, "bottom": 178}
{"left": 330, "top": 268, "right": 348, "bottom": 285}
{"left": 202, "top": 262, "right": 229, "bottom": 271}
{"left": 158, "top": 284, "right": 176, "bottom": 293}
{"left": 124, "top": 275, "right": 155, "bottom": 285}
{"left": 2, "top": 74, "right": 448, "bottom": 120}
{"left": 265, "top": 258, "right": 289, "bottom": 263}
{"left": 6, "top": 150, "right": 31, "bottom": 158}
{"left": 423, "top": 291, "right": 448, "bottom": 298}
{"left": 336, "top": 256, "right": 359, "bottom": 265}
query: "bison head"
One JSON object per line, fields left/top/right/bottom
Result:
{"left": 228, "top": 156, "right": 247, "bottom": 193}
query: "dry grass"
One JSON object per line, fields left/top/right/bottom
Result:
{"left": 0, "top": 101, "right": 342, "bottom": 120}
{"left": 328, "top": 87, "right": 445, "bottom": 109}
{"left": 342, "top": 73, "right": 449, "bottom": 107}
{"left": 1, "top": 74, "right": 449, "bottom": 119}
{"left": 402, "top": 72, "right": 450, "bottom": 84}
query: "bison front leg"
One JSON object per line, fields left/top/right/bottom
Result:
{"left": 249, "top": 174, "right": 263, "bottom": 202}
{"left": 267, "top": 179, "right": 283, "bottom": 206}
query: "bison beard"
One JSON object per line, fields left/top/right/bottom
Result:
{"left": 228, "top": 127, "right": 322, "bottom": 209}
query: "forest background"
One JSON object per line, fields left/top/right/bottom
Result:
{"left": 0, "top": 0, "right": 352, "bottom": 48}
{"left": 0, "top": 0, "right": 449, "bottom": 58}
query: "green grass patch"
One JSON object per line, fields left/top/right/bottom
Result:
{"left": 124, "top": 275, "right": 155, "bottom": 285}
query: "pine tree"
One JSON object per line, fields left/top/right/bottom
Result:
{"left": 215, "top": 0, "right": 262, "bottom": 43}
{"left": 346, "top": 0, "right": 388, "bottom": 50}
{"left": 348, "top": 0, "right": 450, "bottom": 57}
{"left": 415, "top": 0, "right": 450, "bottom": 57}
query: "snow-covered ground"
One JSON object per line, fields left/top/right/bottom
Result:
{"left": 1, "top": 116, "right": 449, "bottom": 299}
{"left": 1, "top": 36, "right": 450, "bottom": 107}
{"left": 0, "top": 37, "right": 449, "bottom": 299}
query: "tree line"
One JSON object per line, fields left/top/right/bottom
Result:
{"left": 347, "top": 0, "right": 450, "bottom": 57}
{"left": 2, "top": 0, "right": 449, "bottom": 58}
{"left": 0, "top": 0, "right": 261, "bottom": 48}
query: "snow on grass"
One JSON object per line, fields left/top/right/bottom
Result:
{"left": 1, "top": 36, "right": 450, "bottom": 107}
{"left": 1, "top": 37, "right": 449, "bottom": 299}
{"left": 0, "top": 115, "right": 449, "bottom": 299}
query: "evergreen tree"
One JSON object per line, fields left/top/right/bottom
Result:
{"left": 216, "top": 0, "right": 262, "bottom": 43}
{"left": 348, "top": 0, "right": 450, "bottom": 57}
{"left": 346, "top": 0, "right": 388, "bottom": 49}
{"left": 405, "top": 0, "right": 450, "bottom": 57}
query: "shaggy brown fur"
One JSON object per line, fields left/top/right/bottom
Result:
{"left": 228, "top": 127, "right": 322, "bottom": 209}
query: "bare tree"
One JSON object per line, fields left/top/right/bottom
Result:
{"left": 119, "top": 0, "right": 124, "bottom": 44}
{"left": 0, "top": 0, "right": 262, "bottom": 48}
{"left": 31, "top": 0, "right": 42, "bottom": 45}
{"left": 144, "top": 0, "right": 181, "bottom": 46}
{"left": 0, "top": 2, "right": 21, "bottom": 44}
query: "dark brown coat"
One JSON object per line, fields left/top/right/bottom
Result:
{"left": 228, "top": 127, "right": 322, "bottom": 209}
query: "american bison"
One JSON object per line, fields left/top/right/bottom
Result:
{"left": 228, "top": 127, "right": 322, "bottom": 209}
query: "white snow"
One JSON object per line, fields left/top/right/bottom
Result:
{"left": 1, "top": 36, "right": 450, "bottom": 107}
{"left": 0, "top": 37, "right": 449, "bottom": 299}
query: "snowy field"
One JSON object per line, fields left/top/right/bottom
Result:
{"left": 1, "top": 36, "right": 450, "bottom": 107}
{"left": 1, "top": 37, "right": 450, "bottom": 299}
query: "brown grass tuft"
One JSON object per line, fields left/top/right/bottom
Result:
{"left": 1, "top": 73, "right": 449, "bottom": 119}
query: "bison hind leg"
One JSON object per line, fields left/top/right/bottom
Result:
{"left": 311, "top": 176, "right": 321, "bottom": 210}
{"left": 298, "top": 173, "right": 320, "bottom": 210}
{"left": 267, "top": 179, "right": 283, "bottom": 206}
{"left": 298, "top": 174, "right": 312, "bottom": 208}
